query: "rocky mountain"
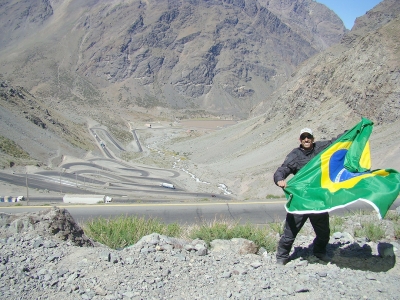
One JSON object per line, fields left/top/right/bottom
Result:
{"left": 0, "top": 82, "right": 92, "bottom": 167}
{"left": 353, "top": 0, "right": 400, "bottom": 32}
{"left": 1, "top": 0, "right": 399, "bottom": 201}
{"left": 164, "top": 0, "right": 400, "bottom": 199}
{"left": 0, "top": 0, "right": 345, "bottom": 120}
{"left": 259, "top": 0, "right": 347, "bottom": 50}
{"left": 341, "top": 0, "right": 400, "bottom": 45}
{"left": 255, "top": 0, "right": 400, "bottom": 125}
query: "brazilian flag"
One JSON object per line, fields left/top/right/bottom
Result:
{"left": 284, "top": 118, "right": 400, "bottom": 219}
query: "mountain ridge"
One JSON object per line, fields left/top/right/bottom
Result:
{"left": 0, "top": 0, "right": 346, "bottom": 118}
{"left": 165, "top": 0, "right": 400, "bottom": 198}
{"left": 0, "top": 0, "right": 399, "bottom": 200}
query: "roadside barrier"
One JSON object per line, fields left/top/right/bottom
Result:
{"left": 0, "top": 196, "right": 24, "bottom": 202}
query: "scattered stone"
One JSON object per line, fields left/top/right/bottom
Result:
{"left": 378, "top": 242, "right": 395, "bottom": 258}
{"left": 318, "top": 271, "right": 328, "bottom": 277}
{"left": 0, "top": 207, "right": 399, "bottom": 299}
{"left": 250, "top": 261, "right": 262, "bottom": 269}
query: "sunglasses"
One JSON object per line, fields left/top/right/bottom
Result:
{"left": 300, "top": 134, "right": 313, "bottom": 140}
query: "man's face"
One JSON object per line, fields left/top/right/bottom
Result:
{"left": 300, "top": 133, "right": 314, "bottom": 150}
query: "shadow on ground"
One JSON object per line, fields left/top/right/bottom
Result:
{"left": 290, "top": 242, "right": 396, "bottom": 272}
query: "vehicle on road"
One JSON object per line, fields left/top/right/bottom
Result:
{"left": 160, "top": 183, "right": 175, "bottom": 189}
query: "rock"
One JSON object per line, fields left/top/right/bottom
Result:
{"left": 332, "top": 232, "right": 343, "bottom": 239}
{"left": 0, "top": 207, "right": 399, "bottom": 299}
{"left": 210, "top": 238, "right": 258, "bottom": 255}
{"left": 378, "top": 242, "right": 395, "bottom": 258}
{"left": 1, "top": 207, "right": 94, "bottom": 247}
{"left": 194, "top": 244, "right": 207, "bottom": 256}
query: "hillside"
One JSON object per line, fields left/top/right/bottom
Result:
{"left": 163, "top": 0, "right": 400, "bottom": 199}
{"left": 260, "top": 0, "right": 347, "bottom": 50}
{"left": 0, "top": 0, "right": 345, "bottom": 119}
{"left": 0, "top": 0, "right": 399, "bottom": 201}
{"left": 0, "top": 83, "right": 91, "bottom": 167}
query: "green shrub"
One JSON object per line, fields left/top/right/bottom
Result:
{"left": 354, "top": 221, "right": 386, "bottom": 242}
{"left": 344, "top": 209, "right": 371, "bottom": 217}
{"left": 82, "top": 216, "right": 181, "bottom": 249}
{"left": 268, "top": 220, "right": 284, "bottom": 236}
{"left": 83, "top": 216, "right": 279, "bottom": 252}
{"left": 188, "top": 221, "right": 278, "bottom": 252}
{"left": 82, "top": 212, "right": 398, "bottom": 253}
{"left": 0, "top": 136, "right": 30, "bottom": 158}
{"left": 393, "top": 223, "right": 400, "bottom": 239}
{"left": 385, "top": 211, "right": 400, "bottom": 222}
{"left": 330, "top": 215, "right": 344, "bottom": 235}
{"left": 266, "top": 194, "right": 284, "bottom": 199}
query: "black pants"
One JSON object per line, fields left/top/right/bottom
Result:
{"left": 276, "top": 212, "right": 330, "bottom": 260}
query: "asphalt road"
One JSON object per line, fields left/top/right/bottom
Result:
{"left": 0, "top": 126, "right": 233, "bottom": 205}
{"left": 2, "top": 126, "right": 398, "bottom": 226}
{"left": 0, "top": 158, "right": 231, "bottom": 201}
{"left": 1, "top": 198, "right": 399, "bottom": 225}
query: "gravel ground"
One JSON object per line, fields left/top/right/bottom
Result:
{"left": 0, "top": 207, "right": 399, "bottom": 299}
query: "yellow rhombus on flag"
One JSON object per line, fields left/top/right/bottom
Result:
{"left": 284, "top": 118, "right": 400, "bottom": 219}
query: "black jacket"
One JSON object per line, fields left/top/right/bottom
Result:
{"left": 273, "top": 138, "right": 338, "bottom": 185}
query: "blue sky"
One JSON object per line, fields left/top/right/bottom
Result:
{"left": 316, "top": 0, "right": 383, "bottom": 29}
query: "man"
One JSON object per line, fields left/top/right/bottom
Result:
{"left": 273, "top": 128, "right": 339, "bottom": 265}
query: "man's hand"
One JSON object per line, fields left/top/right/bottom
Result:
{"left": 277, "top": 180, "right": 287, "bottom": 188}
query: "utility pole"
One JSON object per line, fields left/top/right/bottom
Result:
{"left": 25, "top": 171, "right": 29, "bottom": 206}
